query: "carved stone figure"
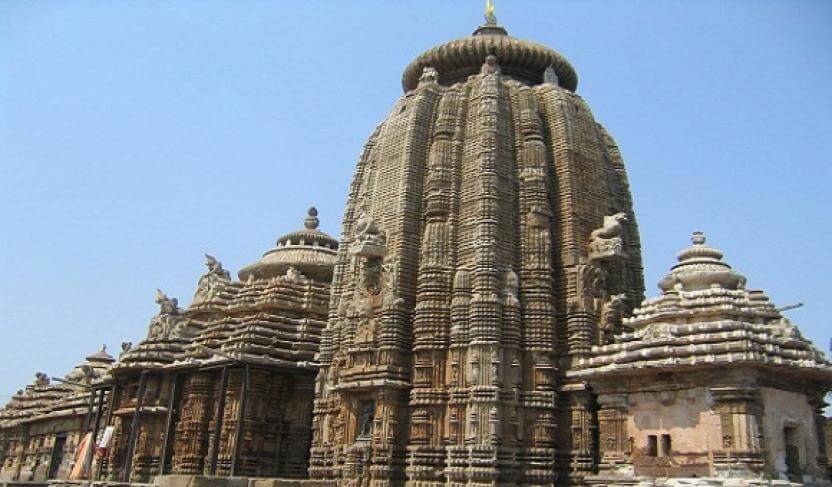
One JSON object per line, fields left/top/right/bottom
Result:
{"left": 147, "top": 289, "right": 184, "bottom": 339}
{"left": 589, "top": 212, "right": 629, "bottom": 260}
{"left": 418, "top": 66, "right": 438, "bottom": 86}
{"left": 480, "top": 54, "right": 501, "bottom": 75}
{"left": 600, "top": 293, "right": 628, "bottom": 339}
{"left": 543, "top": 64, "right": 559, "bottom": 85}
{"left": 350, "top": 210, "right": 386, "bottom": 259}
{"left": 155, "top": 289, "right": 179, "bottom": 315}
{"left": 194, "top": 254, "right": 231, "bottom": 301}
{"left": 284, "top": 265, "right": 304, "bottom": 281}
{"left": 356, "top": 401, "right": 375, "bottom": 441}
{"left": 33, "top": 372, "right": 49, "bottom": 387}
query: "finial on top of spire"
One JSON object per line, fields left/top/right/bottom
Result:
{"left": 485, "top": 0, "right": 497, "bottom": 25}
{"left": 691, "top": 231, "right": 706, "bottom": 245}
{"left": 305, "top": 206, "right": 320, "bottom": 230}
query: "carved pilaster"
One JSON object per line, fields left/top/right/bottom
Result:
{"left": 809, "top": 395, "right": 829, "bottom": 473}
{"left": 596, "top": 394, "right": 632, "bottom": 476}
{"left": 514, "top": 85, "right": 559, "bottom": 485}
{"left": 710, "top": 387, "right": 765, "bottom": 474}
{"left": 171, "top": 372, "right": 214, "bottom": 474}
{"left": 563, "top": 384, "right": 597, "bottom": 485}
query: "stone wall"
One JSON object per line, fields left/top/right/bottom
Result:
{"left": 761, "top": 387, "right": 827, "bottom": 483}
{"left": 0, "top": 415, "right": 86, "bottom": 482}
{"left": 625, "top": 387, "right": 716, "bottom": 478}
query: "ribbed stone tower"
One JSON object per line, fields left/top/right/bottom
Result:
{"left": 311, "top": 15, "right": 645, "bottom": 486}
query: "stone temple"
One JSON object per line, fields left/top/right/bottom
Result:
{"left": 1, "top": 9, "right": 831, "bottom": 487}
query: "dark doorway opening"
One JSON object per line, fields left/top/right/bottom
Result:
{"left": 784, "top": 425, "right": 801, "bottom": 478}
{"left": 47, "top": 434, "right": 67, "bottom": 479}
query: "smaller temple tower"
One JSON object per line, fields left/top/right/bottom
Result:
{"left": 571, "top": 232, "right": 832, "bottom": 486}
{"left": 103, "top": 208, "right": 337, "bottom": 483}
{"left": 0, "top": 347, "right": 114, "bottom": 482}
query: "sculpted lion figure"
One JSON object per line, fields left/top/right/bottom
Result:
{"left": 590, "top": 212, "right": 628, "bottom": 240}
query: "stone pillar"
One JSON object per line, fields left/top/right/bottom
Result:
{"left": 596, "top": 393, "right": 632, "bottom": 476}
{"left": 563, "top": 383, "right": 597, "bottom": 485}
{"left": 825, "top": 417, "right": 832, "bottom": 480}
{"left": 809, "top": 396, "right": 829, "bottom": 477}
{"left": 281, "top": 375, "right": 314, "bottom": 478}
{"left": 171, "top": 372, "right": 215, "bottom": 474}
{"left": 710, "top": 387, "right": 766, "bottom": 476}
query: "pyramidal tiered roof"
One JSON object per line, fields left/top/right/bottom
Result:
{"left": 181, "top": 208, "right": 335, "bottom": 368}
{"left": 0, "top": 347, "right": 114, "bottom": 428}
{"left": 112, "top": 208, "right": 337, "bottom": 373}
{"left": 571, "top": 232, "right": 832, "bottom": 379}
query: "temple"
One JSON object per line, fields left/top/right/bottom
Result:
{"left": 1, "top": 9, "right": 831, "bottom": 487}
{"left": 0, "top": 348, "right": 114, "bottom": 481}
{"left": 571, "top": 232, "right": 832, "bottom": 485}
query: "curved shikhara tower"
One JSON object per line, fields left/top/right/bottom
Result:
{"left": 312, "top": 20, "right": 645, "bottom": 486}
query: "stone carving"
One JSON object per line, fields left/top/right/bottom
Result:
{"left": 480, "top": 54, "right": 501, "bottom": 75}
{"left": 418, "top": 66, "right": 438, "bottom": 86}
{"left": 349, "top": 210, "right": 386, "bottom": 259}
{"left": 205, "top": 254, "right": 230, "bottom": 280}
{"left": 33, "top": 372, "right": 49, "bottom": 387}
{"left": 194, "top": 254, "right": 231, "bottom": 301}
{"left": 284, "top": 265, "right": 305, "bottom": 281}
{"left": 64, "top": 364, "right": 93, "bottom": 384}
{"left": 381, "top": 262, "right": 403, "bottom": 308}
{"left": 543, "top": 64, "right": 559, "bottom": 85}
{"left": 589, "top": 212, "right": 628, "bottom": 260}
{"left": 147, "top": 289, "right": 184, "bottom": 339}
{"left": 156, "top": 289, "right": 178, "bottom": 314}
{"left": 599, "top": 293, "right": 628, "bottom": 342}
{"left": 356, "top": 401, "right": 374, "bottom": 441}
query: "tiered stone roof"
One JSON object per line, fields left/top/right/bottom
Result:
{"left": 110, "top": 208, "right": 337, "bottom": 374}
{"left": 182, "top": 269, "right": 330, "bottom": 368}
{"left": 0, "top": 347, "right": 114, "bottom": 428}
{"left": 181, "top": 208, "right": 335, "bottom": 369}
{"left": 571, "top": 232, "right": 832, "bottom": 380}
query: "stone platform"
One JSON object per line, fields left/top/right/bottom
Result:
{"left": 155, "top": 476, "right": 334, "bottom": 487}
{"left": 587, "top": 474, "right": 831, "bottom": 487}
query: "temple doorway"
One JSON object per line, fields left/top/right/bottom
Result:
{"left": 47, "top": 434, "right": 66, "bottom": 479}
{"left": 784, "top": 425, "right": 801, "bottom": 478}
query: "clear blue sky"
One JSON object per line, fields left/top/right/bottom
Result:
{"left": 1, "top": 1, "right": 830, "bottom": 399}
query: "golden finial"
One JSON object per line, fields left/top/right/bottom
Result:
{"left": 485, "top": 0, "right": 497, "bottom": 25}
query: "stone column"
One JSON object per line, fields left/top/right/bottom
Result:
{"left": 809, "top": 395, "right": 829, "bottom": 475}
{"left": 596, "top": 393, "right": 632, "bottom": 476}
{"left": 171, "top": 372, "right": 215, "bottom": 474}
{"left": 563, "top": 383, "right": 597, "bottom": 485}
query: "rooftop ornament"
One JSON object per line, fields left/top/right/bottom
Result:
{"left": 485, "top": 0, "right": 497, "bottom": 25}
